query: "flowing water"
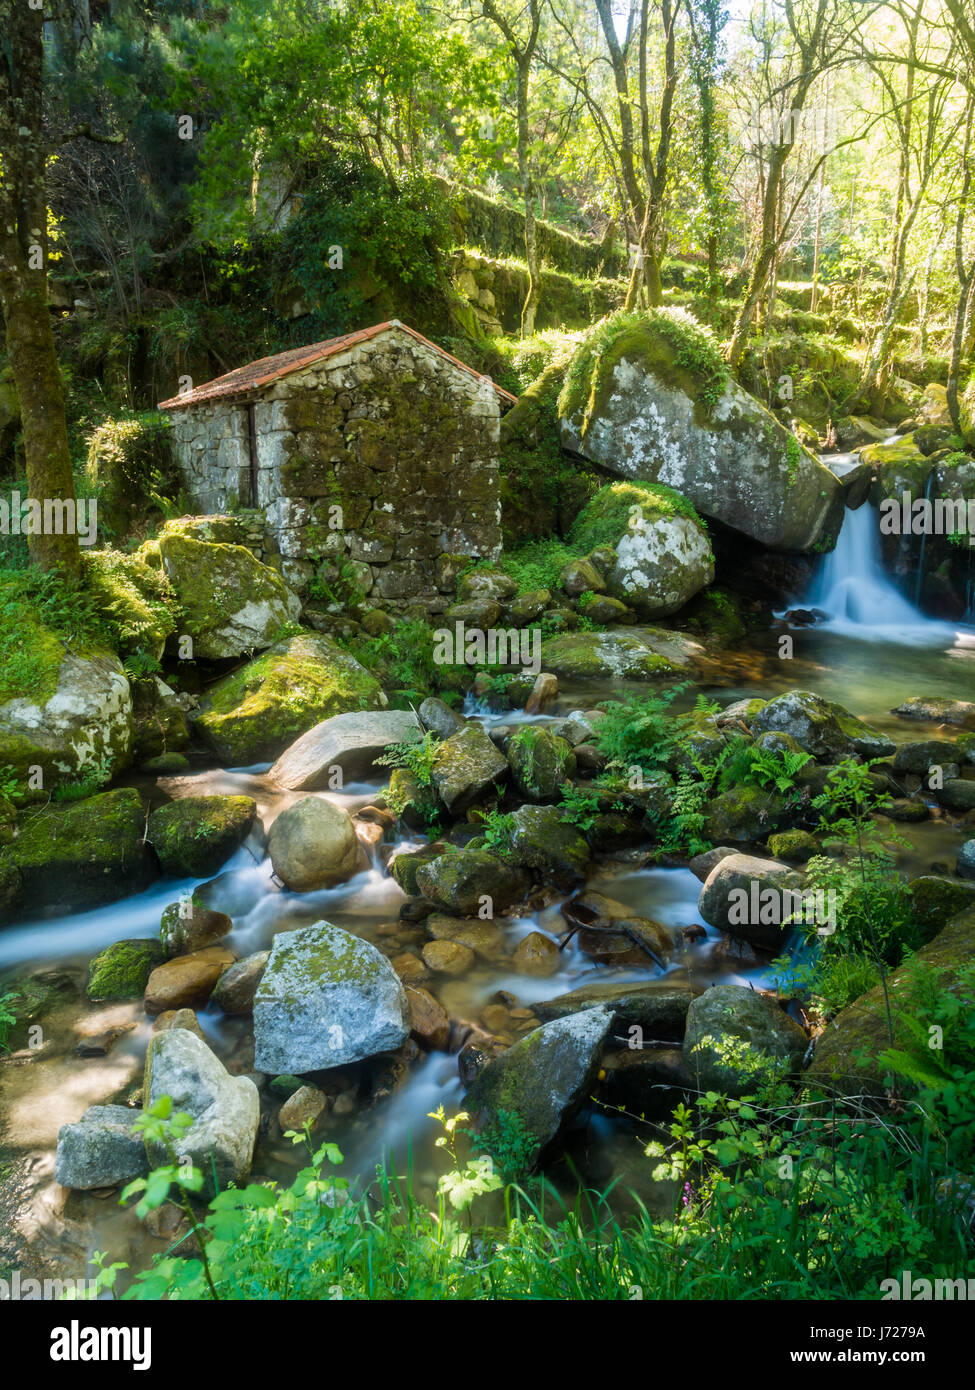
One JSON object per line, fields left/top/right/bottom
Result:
{"left": 3, "top": 468, "right": 975, "bottom": 1286}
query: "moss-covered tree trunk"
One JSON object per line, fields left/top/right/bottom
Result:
{"left": 0, "top": 0, "right": 81, "bottom": 576}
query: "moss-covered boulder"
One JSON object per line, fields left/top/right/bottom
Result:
{"left": 750, "top": 689, "right": 849, "bottom": 761}
{"left": 806, "top": 908, "right": 975, "bottom": 1099}
{"left": 0, "top": 598, "right": 133, "bottom": 801}
{"left": 558, "top": 308, "right": 843, "bottom": 551}
{"left": 253, "top": 921, "right": 409, "bottom": 1072}
{"left": 0, "top": 788, "right": 156, "bottom": 919}
{"left": 86, "top": 938, "right": 165, "bottom": 1001}
{"left": 539, "top": 626, "right": 702, "bottom": 682}
{"left": 463, "top": 1008, "right": 614, "bottom": 1177}
{"left": 152, "top": 523, "right": 301, "bottom": 660}
{"left": 506, "top": 727, "right": 576, "bottom": 801}
{"left": 704, "top": 785, "right": 794, "bottom": 844}
{"left": 506, "top": 804, "right": 590, "bottom": 889}
{"left": 192, "top": 632, "right": 384, "bottom": 766}
{"left": 568, "top": 481, "right": 713, "bottom": 616}
{"left": 147, "top": 796, "right": 257, "bottom": 879}
{"left": 416, "top": 848, "right": 529, "bottom": 915}
{"left": 430, "top": 723, "right": 509, "bottom": 813}
{"left": 906, "top": 876, "right": 975, "bottom": 942}
{"left": 144, "top": 945, "right": 236, "bottom": 1014}
{"left": 389, "top": 843, "right": 447, "bottom": 896}
{"left": 684, "top": 984, "right": 808, "bottom": 1097}
{"left": 767, "top": 829, "right": 820, "bottom": 863}
{"left": 80, "top": 549, "right": 179, "bottom": 660}
{"left": 698, "top": 852, "right": 805, "bottom": 948}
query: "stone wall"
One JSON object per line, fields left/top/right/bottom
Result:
{"left": 168, "top": 328, "right": 504, "bottom": 609}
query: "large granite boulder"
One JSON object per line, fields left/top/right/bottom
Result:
{"left": 558, "top": 308, "right": 843, "bottom": 551}
{"left": 698, "top": 852, "right": 807, "bottom": 949}
{"left": 253, "top": 922, "right": 409, "bottom": 1073}
{"left": 430, "top": 723, "right": 509, "bottom": 813}
{"left": 270, "top": 709, "right": 421, "bottom": 789}
{"left": 415, "top": 849, "right": 530, "bottom": 915}
{"left": 538, "top": 627, "right": 703, "bottom": 682}
{"left": 191, "top": 633, "right": 385, "bottom": 766}
{"left": 145, "top": 1027, "right": 260, "bottom": 1192}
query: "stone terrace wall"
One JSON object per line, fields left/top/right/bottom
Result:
{"left": 169, "top": 328, "right": 504, "bottom": 609}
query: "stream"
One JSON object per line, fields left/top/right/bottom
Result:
{"left": 3, "top": 450, "right": 975, "bottom": 1288}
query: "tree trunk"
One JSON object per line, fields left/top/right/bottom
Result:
{"left": 0, "top": 0, "right": 81, "bottom": 575}
{"left": 516, "top": 54, "right": 541, "bottom": 338}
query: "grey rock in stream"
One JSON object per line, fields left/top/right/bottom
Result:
{"left": 55, "top": 1105, "right": 149, "bottom": 1190}
{"left": 683, "top": 985, "right": 808, "bottom": 1097}
{"left": 253, "top": 922, "right": 409, "bottom": 1073}
{"left": 463, "top": 1008, "right": 613, "bottom": 1177}
{"left": 145, "top": 1027, "right": 260, "bottom": 1193}
{"left": 270, "top": 709, "right": 421, "bottom": 789}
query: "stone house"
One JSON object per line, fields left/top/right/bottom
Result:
{"left": 158, "top": 321, "right": 516, "bottom": 606}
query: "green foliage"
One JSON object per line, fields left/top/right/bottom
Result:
{"left": 715, "top": 739, "right": 811, "bottom": 798}
{"left": 375, "top": 730, "right": 439, "bottom": 787}
{"left": 556, "top": 782, "right": 603, "bottom": 831}
{"left": 500, "top": 537, "right": 576, "bottom": 592}
{"left": 342, "top": 618, "right": 466, "bottom": 708}
{"left": 591, "top": 682, "right": 697, "bottom": 772}
{"left": 474, "top": 806, "right": 517, "bottom": 854}
{"left": 85, "top": 412, "right": 177, "bottom": 539}
{"left": 568, "top": 479, "right": 708, "bottom": 555}
{"left": 465, "top": 1109, "right": 540, "bottom": 1186}
{"left": 0, "top": 988, "right": 18, "bottom": 1054}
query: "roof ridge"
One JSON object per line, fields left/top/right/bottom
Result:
{"left": 157, "top": 321, "right": 517, "bottom": 409}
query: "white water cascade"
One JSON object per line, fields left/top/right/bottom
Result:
{"left": 805, "top": 500, "right": 960, "bottom": 645}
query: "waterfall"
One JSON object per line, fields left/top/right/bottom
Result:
{"left": 805, "top": 502, "right": 958, "bottom": 645}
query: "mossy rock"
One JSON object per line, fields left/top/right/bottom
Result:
{"left": 567, "top": 481, "right": 713, "bottom": 617}
{"left": 806, "top": 908, "right": 975, "bottom": 1099}
{"left": 0, "top": 788, "right": 155, "bottom": 919}
{"left": 147, "top": 796, "right": 257, "bottom": 878}
{"left": 80, "top": 549, "right": 179, "bottom": 660}
{"left": 506, "top": 727, "right": 576, "bottom": 802}
{"left": 558, "top": 308, "right": 843, "bottom": 551}
{"left": 704, "top": 785, "right": 794, "bottom": 843}
{"left": 538, "top": 627, "right": 701, "bottom": 682}
{"left": 191, "top": 632, "right": 383, "bottom": 766}
{"left": 906, "top": 876, "right": 975, "bottom": 942}
{"left": 767, "top": 829, "right": 819, "bottom": 863}
{"left": 389, "top": 843, "right": 448, "bottom": 896}
{"left": 87, "top": 938, "right": 166, "bottom": 1001}
{"left": 153, "top": 525, "right": 302, "bottom": 661}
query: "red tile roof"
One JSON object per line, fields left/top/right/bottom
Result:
{"left": 157, "top": 320, "right": 517, "bottom": 409}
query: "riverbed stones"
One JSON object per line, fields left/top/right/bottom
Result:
{"left": 416, "top": 849, "right": 529, "bottom": 915}
{"left": 0, "top": 787, "right": 156, "bottom": 920}
{"left": 160, "top": 897, "right": 233, "bottom": 957}
{"left": 192, "top": 633, "right": 385, "bottom": 766}
{"left": 421, "top": 939, "right": 475, "bottom": 976}
{"left": 253, "top": 922, "right": 409, "bottom": 1072}
{"left": 892, "top": 740, "right": 963, "bottom": 774}
{"left": 270, "top": 708, "right": 420, "bottom": 789}
{"left": 937, "top": 779, "right": 975, "bottom": 813}
{"left": 424, "top": 914, "right": 505, "bottom": 961}
{"left": 957, "top": 841, "right": 975, "bottom": 879}
{"left": 892, "top": 696, "right": 975, "bottom": 728}
{"left": 212, "top": 950, "right": 269, "bottom": 1014}
{"left": 512, "top": 931, "right": 561, "bottom": 976}
{"left": 430, "top": 723, "right": 509, "bottom": 813}
{"left": 54, "top": 1105, "right": 150, "bottom": 1191}
{"left": 278, "top": 1084, "right": 328, "bottom": 1133}
{"left": 558, "top": 308, "right": 842, "bottom": 551}
{"left": 86, "top": 938, "right": 165, "bottom": 1001}
{"left": 405, "top": 986, "right": 450, "bottom": 1050}
{"left": 463, "top": 1008, "right": 613, "bottom": 1176}
{"left": 267, "top": 796, "right": 362, "bottom": 890}
{"left": 683, "top": 985, "right": 808, "bottom": 1096}
{"left": 148, "top": 795, "right": 257, "bottom": 878}
{"left": 145, "top": 1027, "right": 260, "bottom": 1192}
{"left": 907, "top": 876, "right": 975, "bottom": 939}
